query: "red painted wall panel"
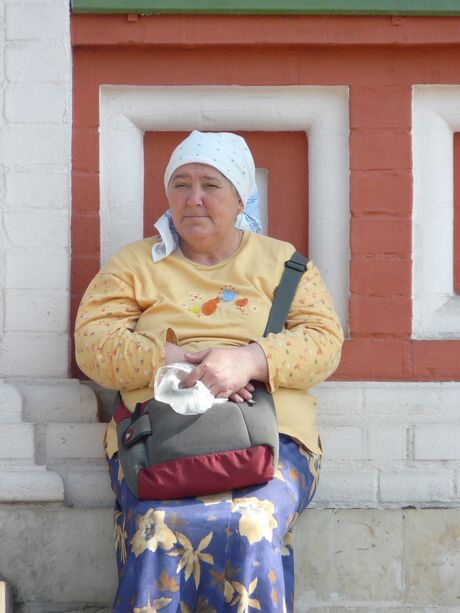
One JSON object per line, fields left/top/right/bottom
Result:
{"left": 71, "top": 14, "right": 460, "bottom": 380}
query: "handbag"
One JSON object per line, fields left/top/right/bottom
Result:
{"left": 113, "top": 251, "right": 309, "bottom": 500}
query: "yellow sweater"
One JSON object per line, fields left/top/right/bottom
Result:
{"left": 75, "top": 231, "right": 343, "bottom": 457}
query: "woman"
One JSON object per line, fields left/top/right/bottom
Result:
{"left": 75, "top": 130, "right": 343, "bottom": 612}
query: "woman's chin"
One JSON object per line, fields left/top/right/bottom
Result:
{"left": 178, "top": 224, "right": 216, "bottom": 245}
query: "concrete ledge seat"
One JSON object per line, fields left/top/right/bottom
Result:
{"left": 2, "top": 508, "right": 460, "bottom": 611}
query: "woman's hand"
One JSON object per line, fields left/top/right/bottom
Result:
{"left": 181, "top": 344, "right": 268, "bottom": 401}
{"left": 164, "top": 341, "right": 187, "bottom": 365}
{"left": 230, "top": 382, "right": 255, "bottom": 403}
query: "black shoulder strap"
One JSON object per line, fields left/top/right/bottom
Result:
{"left": 263, "top": 251, "right": 309, "bottom": 336}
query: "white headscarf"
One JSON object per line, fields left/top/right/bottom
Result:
{"left": 152, "top": 130, "right": 262, "bottom": 263}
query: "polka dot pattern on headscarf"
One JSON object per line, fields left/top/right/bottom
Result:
{"left": 164, "top": 130, "right": 256, "bottom": 206}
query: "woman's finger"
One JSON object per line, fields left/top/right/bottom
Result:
{"left": 229, "top": 393, "right": 244, "bottom": 403}
{"left": 235, "top": 387, "right": 252, "bottom": 401}
{"left": 180, "top": 364, "right": 204, "bottom": 388}
{"left": 184, "top": 350, "right": 210, "bottom": 363}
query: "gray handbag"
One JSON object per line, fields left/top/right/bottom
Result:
{"left": 114, "top": 251, "right": 308, "bottom": 500}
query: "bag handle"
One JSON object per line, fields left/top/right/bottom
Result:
{"left": 263, "top": 251, "right": 309, "bottom": 336}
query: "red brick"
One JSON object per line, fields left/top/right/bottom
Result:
{"left": 351, "top": 258, "right": 411, "bottom": 296}
{"left": 351, "top": 170, "right": 412, "bottom": 215}
{"left": 350, "top": 85, "right": 412, "bottom": 129}
{"left": 351, "top": 217, "right": 411, "bottom": 255}
{"left": 350, "top": 128, "right": 412, "bottom": 170}
{"left": 349, "top": 296, "right": 411, "bottom": 338}
{"left": 72, "top": 213, "right": 100, "bottom": 258}
{"left": 333, "top": 338, "right": 407, "bottom": 380}
{"left": 71, "top": 257, "right": 100, "bottom": 297}
{"left": 72, "top": 172, "right": 99, "bottom": 213}
{"left": 72, "top": 86, "right": 98, "bottom": 128}
{"left": 72, "top": 128, "right": 99, "bottom": 172}
{"left": 411, "top": 341, "right": 460, "bottom": 380}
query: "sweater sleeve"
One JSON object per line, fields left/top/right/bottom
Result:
{"left": 253, "top": 261, "right": 344, "bottom": 392}
{"left": 74, "top": 272, "right": 176, "bottom": 391}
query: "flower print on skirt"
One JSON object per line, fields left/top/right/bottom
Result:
{"left": 108, "top": 434, "right": 321, "bottom": 613}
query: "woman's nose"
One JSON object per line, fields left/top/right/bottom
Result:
{"left": 187, "top": 186, "right": 204, "bottom": 206}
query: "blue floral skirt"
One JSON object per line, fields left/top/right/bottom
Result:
{"left": 108, "top": 435, "right": 320, "bottom": 613}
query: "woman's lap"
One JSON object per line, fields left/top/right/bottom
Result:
{"left": 109, "top": 434, "right": 320, "bottom": 612}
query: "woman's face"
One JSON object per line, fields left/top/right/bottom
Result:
{"left": 166, "top": 163, "right": 244, "bottom": 249}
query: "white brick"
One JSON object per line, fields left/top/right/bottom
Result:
{"left": 315, "top": 382, "right": 365, "bottom": 414}
{"left": 5, "top": 248, "right": 68, "bottom": 290}
{"left": 5, "top": 168, "right": 69, "bottom": 209}
{"left": 438, "top": 382, "right": 460, "bottom": 409}
{"left": 320, "top": 426, "right": 367, "bottom": 460}
{"left": 0, "top": 381, "right": 23, "bottom": 423}
{"left": 4, "top": 210, "right": 68, "bottom": 249}
{"left": 16, "top": 380, "right": 99, "bottom": 423}
{"left": 53, "top": 466, "right": 114, "bottom": 508}
{"left": 5, "top": 41, "right": 70, "bottom": 84}
{"left": 363, "top": 383, "right": 440, "bottom": 415}
{"left": 0, "top": 333, "right": 68, "bottom": 377}
{"left": 5, "top": 86, "right": 68, "bottom": 123}
{"left": 0, "top": 468, "right": 64, "bottom": 502}
{"left": 0, "top": 424, "right": 35, "bottom": 459}
{"left": 41, "top": 423, "right": 106, "bottom": 460}
{"left": 314, "top": 463, "right": 378, "bottom": 506}
{"left": 368, "top": 426, "right": 407, "bottom": 460}
{"left": 414, "top": 425, "right": 460, "bottom": 460}
{"left": 5, "top": 290, "right": 68, "bottom": 333}
{"left": 3, "top": 125, "right": 69, "bottom": 165}
{"left": 6, "top": 3, "right": 69, "bottom": 40}
{"left": 380, "top": 471, "right": 454, "bottom": 504}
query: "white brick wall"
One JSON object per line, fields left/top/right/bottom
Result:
{"left": 0, "top": 423, "right": 35, "bottom": 460}
{"left": 0, "top": 1, "right": 6, "bottom": 352}
{"left": 0, "top": 334, "right": 68, "bottom": 377}
{"left": 5, "top": 2, "right": 69, "bottom": 41}
{"left": 312, "top": 382, "right": 460, "bottom": 508}
{"left": 0, "top": 0, "right": 71, "bottom": 380}
{"left": 414, "top": 425, "right": 460, "bottom": 460}
{"left": 5, "top": 168, "right": 69, "bottom": 209}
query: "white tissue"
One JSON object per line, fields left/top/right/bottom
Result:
{"left": 154, "top": 362, "right": 226, "bottom": 415}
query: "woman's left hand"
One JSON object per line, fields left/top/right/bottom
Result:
{"left": 181, "top": 344, "right": 268, "bottom": 400}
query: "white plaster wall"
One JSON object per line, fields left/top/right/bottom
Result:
{"left": 0, "top": 0, "right": 72, "bottom": 378}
